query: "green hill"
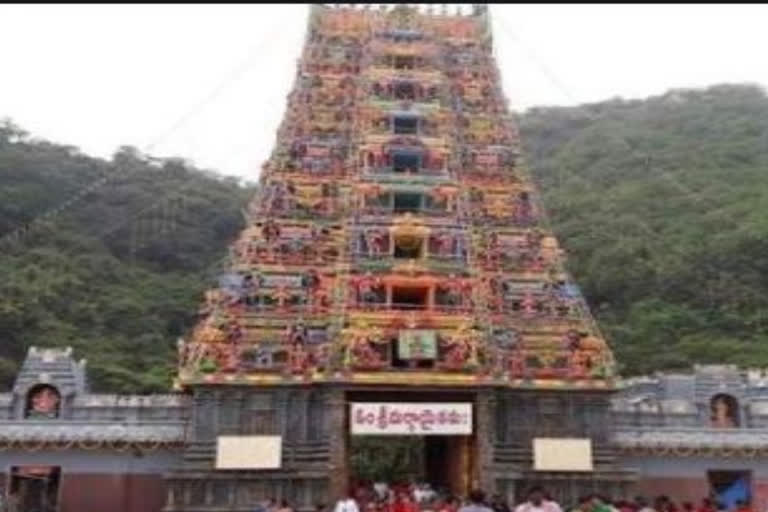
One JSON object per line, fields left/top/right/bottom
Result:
{"left": 0, "top": 121, "right": 252, "bottom": 392}
{"left": 520, "top": 83, "right": 768, "bottom": 375}
{"left": 1, "top": 83, "right": 767, "bottom": 391}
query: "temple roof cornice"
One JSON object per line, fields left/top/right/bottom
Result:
{"left": 0, "top": 419, "right": 186, "bottom": 444}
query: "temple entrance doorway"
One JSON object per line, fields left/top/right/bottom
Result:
{"left": 345, "top": 390, "right": 476, "bottom": 501}
{"left": 9, "top": 465, "right": 61, "bottom": 512}
{"left": 708, "top": 470, "right": 751, "bottom": 510}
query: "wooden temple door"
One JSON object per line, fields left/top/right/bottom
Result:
{"left": 10, "top": 466, "right": 61, "bottom": 512}
{"left": 425, "top": 435, "right": 474, "bottom": 496}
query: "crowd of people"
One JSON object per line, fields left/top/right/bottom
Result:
{"left": 246, "top": 484, "right": 757, "bottom": 512}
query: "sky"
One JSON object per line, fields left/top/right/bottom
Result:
{"left": 1, "top": 4, "right": 767, "bottom": 181}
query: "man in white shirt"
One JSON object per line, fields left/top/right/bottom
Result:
{"left": 374, "top": 482, "right": 389, "bottom": 501}
{"left": 422, "top": 484, "right": 436, "bottom": 504}
{"left": 514, "top": 487, "right": 562, "bottom": 512}
{"left": 635, "top": 497, "right": 655, "bottom": 512}
{"left": 459, "top": 489, "right": 495, "bottom": 512}
{"left": 413, "top": 485, "right": 424, "bottom": 504}
{"left": 334, "top": 494, "right": 360, "bottom": 512}
{"left": 415, "top": 484, "right": 434, "bottom": 504}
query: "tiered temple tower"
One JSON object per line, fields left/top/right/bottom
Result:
{"left": 168, "top": 5, "right": 630, "bottom": 511}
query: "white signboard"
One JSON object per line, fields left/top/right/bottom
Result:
{"left": 350, "top": 402, "right": 472, "bottom": 435}
{"left": 215, "top": 436, "right": 282, "bottom": 470}
{"left": 533, "top": 438, "right": 593, "bottom": 472}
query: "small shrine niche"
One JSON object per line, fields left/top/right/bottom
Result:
{"left": 392, "top": 151, "right": 422, "bottom": 173}
{"left": 24, "top": 384, "right": 61, "bottom": 420}
{"left": 393, "top": 191, "right": 422, "bottom": 212}
{"left": 392, "top": 286, "right": 429, "bottom": 310}
{"left": 710, "top": 393, "right": 740, "bottom": 428}
{"left": 393, "top": 114, "right": 419, "bottom": 135}
{"left": 393, "top": 232, "right": 424, "bottom": 259}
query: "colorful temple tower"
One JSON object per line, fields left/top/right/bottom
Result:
{"left": 169, "top": 4, "right": 630, "bottom": 510}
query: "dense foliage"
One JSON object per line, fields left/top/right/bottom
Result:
{"left": 350, "top": 437, "right": 426, "bottom": 482}
{"left": 0, "top": 120, "right": 252, "bottom": 392}
{"left": 520, "top": 83, "right": 768, "bottom": 375}
{"left": 1, "top": 83, "right": 767, "bottom": 392}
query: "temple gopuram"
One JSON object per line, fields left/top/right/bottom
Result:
{"left": 170, "top": 3, "right": 627, "bottom": 510}
{"left": 5, "top": 4, "right": 768, "bottom": 512}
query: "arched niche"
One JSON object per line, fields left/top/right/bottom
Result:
{"left": 710, "top": 393, "right": 740, "bottom": 428}
{"left": 25, "top": 384, "right": 61, "bottom": 419}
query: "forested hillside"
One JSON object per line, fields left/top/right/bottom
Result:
{"left": 1, "top": 83, "right": 767, "bottom": 392}
{"left": 520, "top": 83, "right": 768, "bottom": 375}
{"left": 0, "top": 121, "right": 252, "bottom": 392}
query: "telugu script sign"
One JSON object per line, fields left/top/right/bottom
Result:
{"left": 350, "top": 402, "right": 473, "bottom": 435}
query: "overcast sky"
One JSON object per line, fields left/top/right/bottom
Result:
{"left": 1, "top": 4, "right": 767, "bottom": 181}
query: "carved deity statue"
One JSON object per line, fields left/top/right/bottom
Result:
{"left": 262, "top": 219, "right": 281, "bottom": 242}
{"left": 520, "top": 290, "right": 538, "bottom": 317}
{"left": 220, "top": 343, "right": 241, "bottom": 373}
{"left": 441, "top": 322, "right": 482, "bottom": 370}
{"left": 356, "top": 272, "right": 383, "bottom": 305}
{"left": 365, "top": 229, "right": 389, "bottom": 257}
{"left": 514, "top": 192, "right": 534, "bottom": 224}
{"left": 438, "top": 274, "right": 464, "bottom": 307}
{"left": 288, "top": 343, "right": 312, "bottom": 374}
{"left": 340, "top": 320, "right": 385, "bottom": 369}
{"left": 568, "top": 349, "right": 590, "bottom": 378}
{"left": 431, "top": 231, "right": 455, "bottom": 258}
{"left": 508, "top": 350, "right": 526, "bottom": 377}
{"left": 26, "top": 386, "right": 61, "bottom": 419}
{"left": 711, "top": 396, "right": 738, "bottom": 428}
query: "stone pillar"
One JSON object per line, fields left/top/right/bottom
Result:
{"left": 301, "top": 389, "right": 311, "bottom": 441}
{"left": 474, "top": 390, "right": 495, "bottom": 494}
{"left": 166, "top": 481, "right": 176, "bottom": 509}
{"left": 327, "top": 388, "right": 348, "bottom": 502}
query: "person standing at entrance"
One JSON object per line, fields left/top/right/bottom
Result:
{"left": 514, "top": 487, "right": 562, "bottom": 512}
{"left": 570, "top": 496, "right": 594, "bottom": 512}
{"left": 491, "top": 494, "right": 512, "bottom": 512}
{"left": 278, "top": 499, "right": 294, "bottom": 512}
{"left": 458, "top": 490, "right": 494, "bottom": 512}
{"left": 264, "top": 498, "right": 279, "bottom": 512}
{"left": 443, "top": 497, "right": 461, "bottom": 512}
{"left": 394, "top": 493, "right": 420, "bottom": 512}
{"left": 635, "top": 497, "right": 655, "bottom": 512}
{"left": 335, "top": 493, "right": 360, "bottom": 512}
